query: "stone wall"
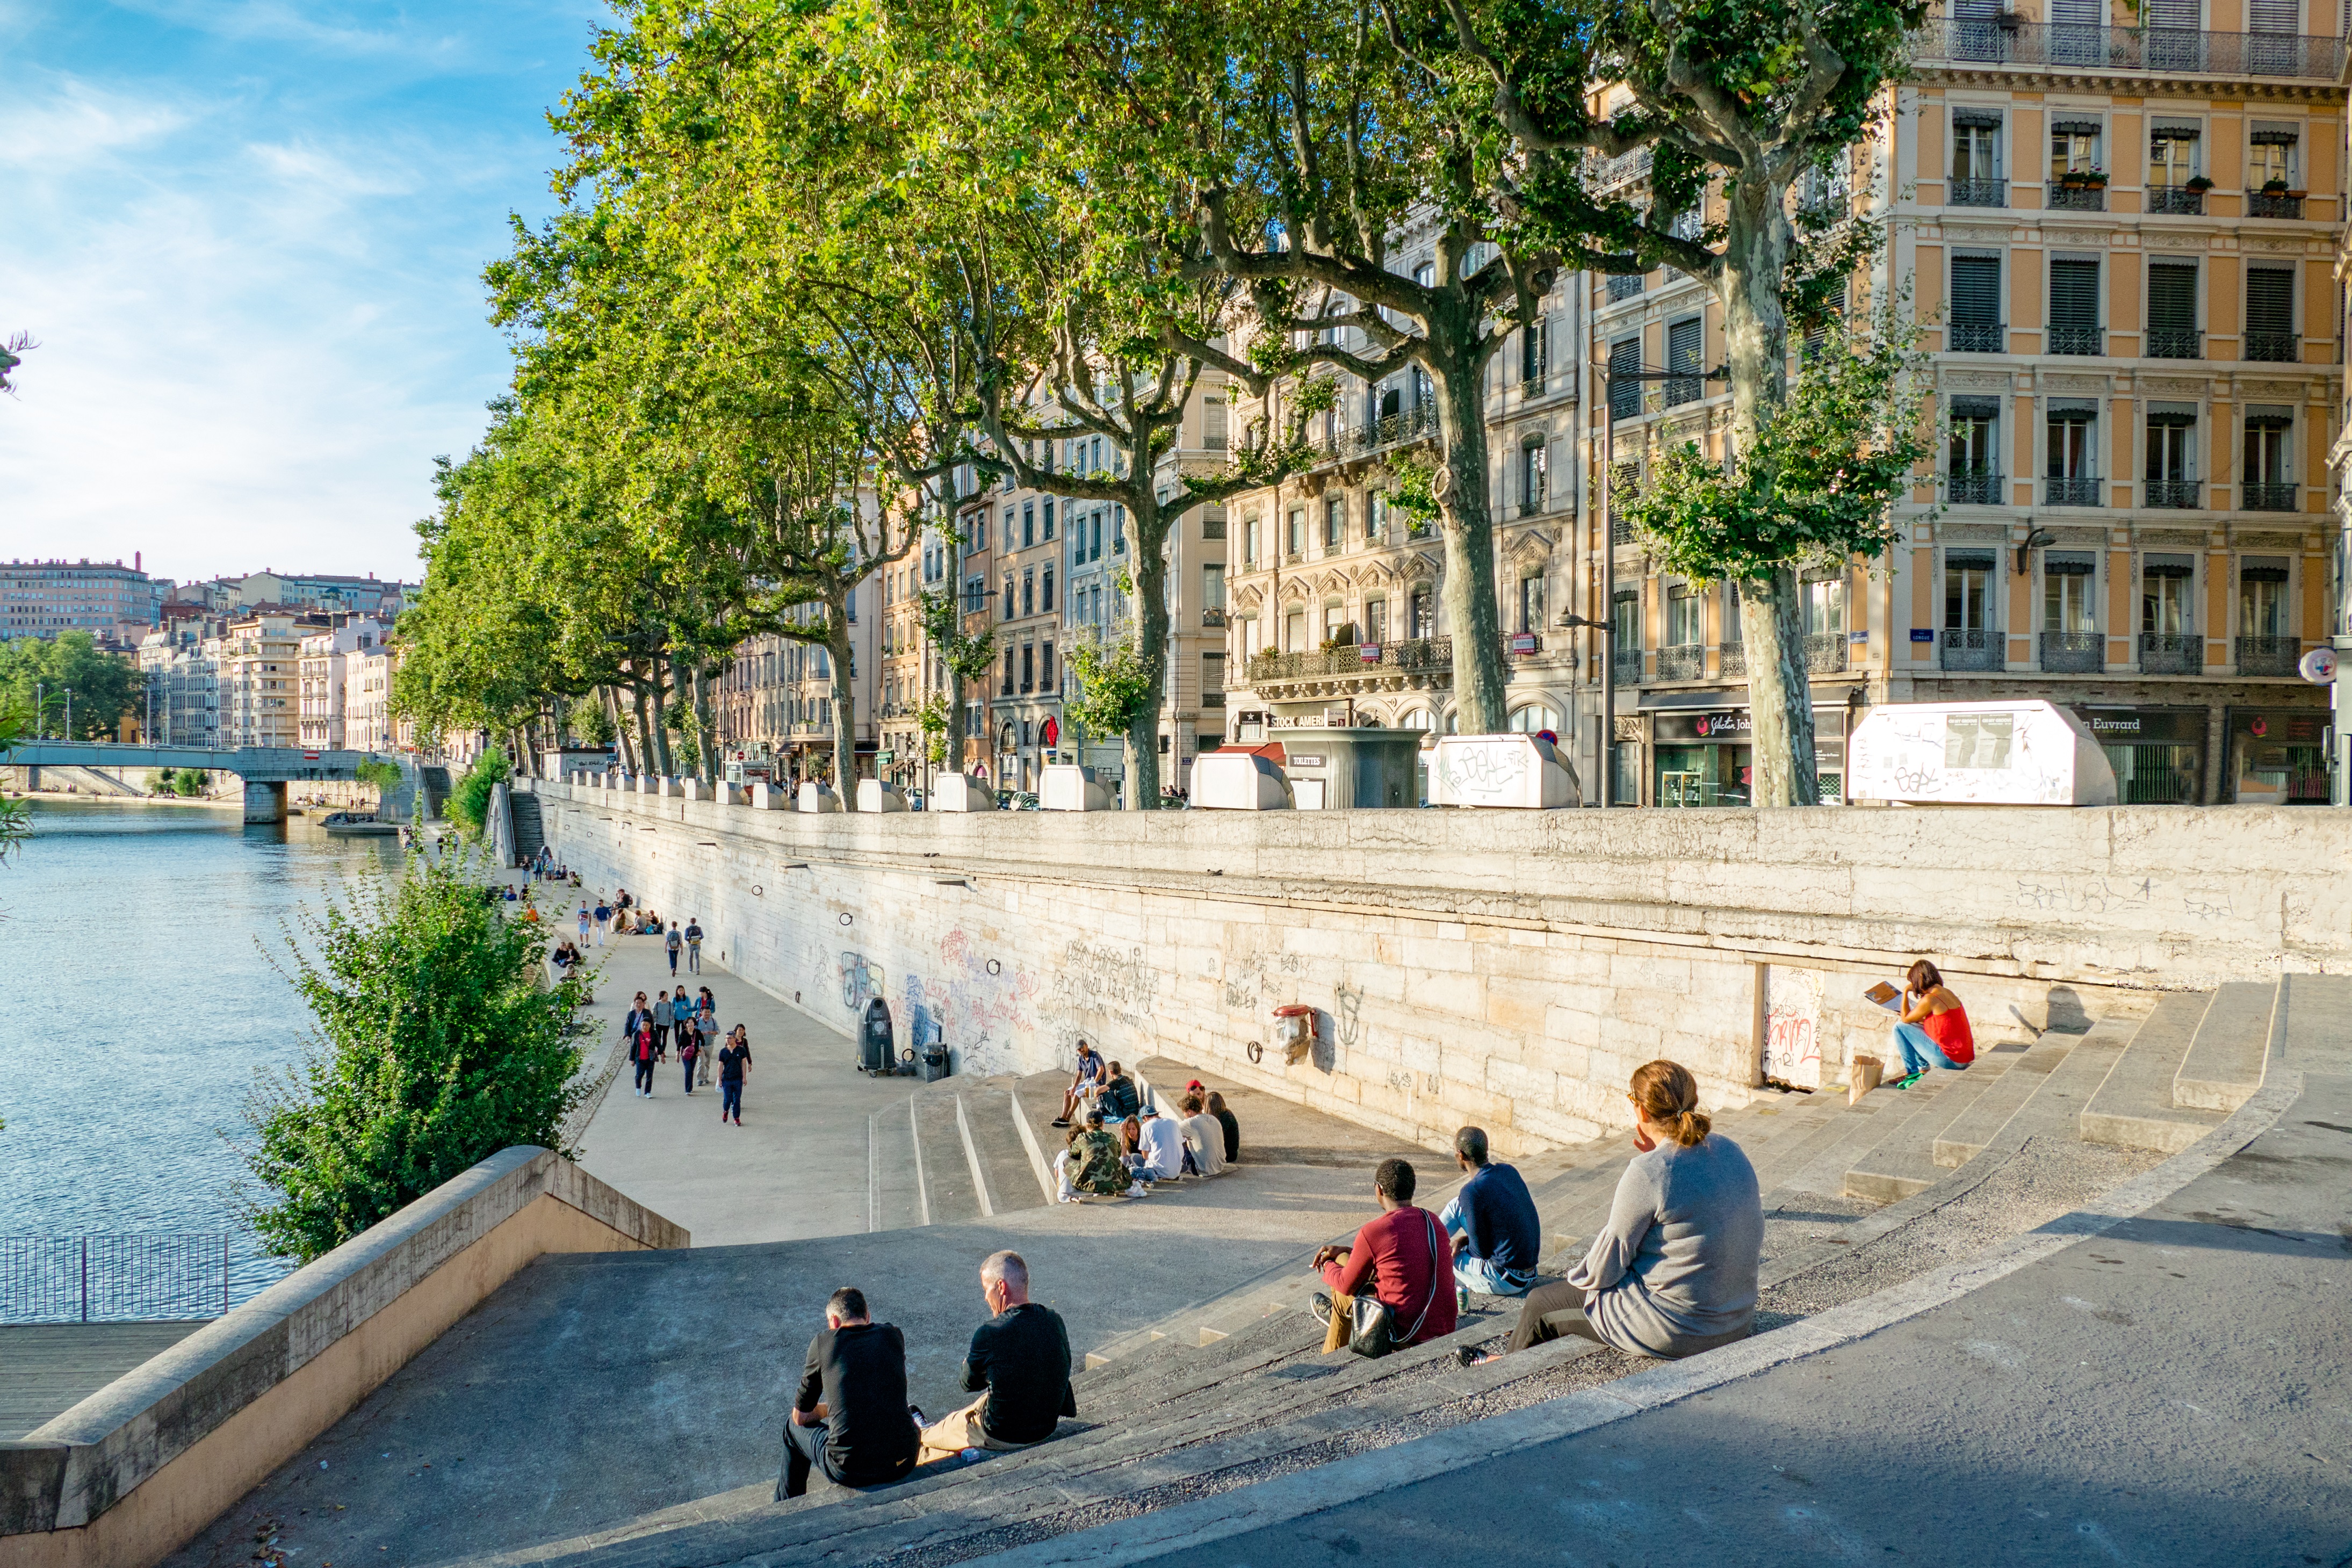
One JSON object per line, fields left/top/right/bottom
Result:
{"left": 538, "top": 781, "right": 2350, "bottom": 1155}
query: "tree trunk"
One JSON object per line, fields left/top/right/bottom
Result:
{"left": 1433, "top": 350, "right": 1508, "bottom": 732}
{"left": 827, "top": 595, "right": 856, "bottom": 795}
{"left": 1126, "top": 493, "right": 1169, "bottom": 810}
{"left": 629, "top": 682, "right": 653, "bottom": 775}
{"left": 647, "top": 677, "right": 675, "bottom": 777}
{"left": 1719, "top": 175, "right": 1816, "bottom": 807}
{"left": 689, "top": 659, "right": 717, "bottom": 784}
{"left": 604, "top": 685, "right": 637, "bottom": 772}
{"left": 946, "top": 666, "right": 966, "bottom": 772}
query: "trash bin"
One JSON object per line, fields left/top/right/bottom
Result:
{"left": 921, "top": 1044, "right": 950, "bottom": 1083}
{"left": 860, "top": 999, "right": 893, "bottom": 1075}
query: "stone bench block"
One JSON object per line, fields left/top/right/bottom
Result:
{"left": 749, "top": 782, "right": 792, "bottom": 810}
{"left": 857, "top": 779, "right": 910, "bottom": 813}
{"left": 1192, "top": 752, "right": 1292, "bottom": 810}
{"left": 798, "top": 782, "right": 844, "bottom": 814}
{"left": 930, "top": 773, "right": 994, "bottom": 812}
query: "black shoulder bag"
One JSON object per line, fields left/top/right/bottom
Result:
{"left": 1347, "top": 1212, "right": 1445, "bottom": 1359}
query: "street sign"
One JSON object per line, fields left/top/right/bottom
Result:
{"left": 2299, "top": 647, "right": 2337, "bottom": 685}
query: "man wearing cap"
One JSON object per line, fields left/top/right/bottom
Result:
{"left": 1132, "top": 1104, "right": 1186, "bottom": 1182}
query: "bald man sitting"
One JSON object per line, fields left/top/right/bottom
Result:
{"left": 917, "top": 1250, "right": 1077, "bottom": 1464}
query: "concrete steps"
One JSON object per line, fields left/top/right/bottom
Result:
{"left": 2079, "top": 991, "right": 2232, "bottom": 1153}
{"left": 868, "top": 1074, "right": 1059, "bottom": 1233}
{"left": 509, "top": 790, "right": 546, "bottom": 863}
{"left": 2173, "top": 981, "right": 2278, "bottom": 1111}
{"left": 1842, "top": 1044, "right": 2030, "bottom": 1202}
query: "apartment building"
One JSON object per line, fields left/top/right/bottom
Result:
{"left": 219, "top": 611, "right": 319, "bottom": 749}
{"left": 2, "top": 557, "right": 171, "bottom": 643}
{"left": 137, "top": 619, "right": 223, "bottom": 749}
{"left": 709, "top": 581, "right": 879, "bottom": 783}
{"left": 296, "top": 618, "right": 385, "bottom": 751}
{"left": 190, "top": 570, "right": 415, "bottom": 622}
{"left": 345, "top": 643, "right": 404, "bottom": 754}
{"left": 986, "top": 464, "right": 1071, "bottom": 794}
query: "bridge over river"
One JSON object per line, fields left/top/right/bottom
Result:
{"left": 2, "top": 742, "right": 422, "bottom": 822}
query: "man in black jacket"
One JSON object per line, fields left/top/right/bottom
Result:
{"left": 918, "top": 1251, "right": 1076, "bottom": 1463}
{"left": 1096, "top": 1063, "right": 1141, "bottom": 1122}
{"left": 776, "top": 1287, "right": 920, "bottom": 1499}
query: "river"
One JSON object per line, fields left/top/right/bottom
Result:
{"left": 0, "top": 798, "right": 401, "bottom": 1313}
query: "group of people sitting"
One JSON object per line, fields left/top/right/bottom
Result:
{"left": 1311, "top": 1059, "right": 1766, "bottom": 1367}
{"left": 528, "top": 847, "right": 573, "bottom": 883}
{"left": 1049, "top": 1046, "right": 1239, "bottom": 1201}
{"left": 778, "top": 1251, "right": 1075, "bottom": 1498}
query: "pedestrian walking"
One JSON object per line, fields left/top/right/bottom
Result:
{"left": 696, "top": 987, "right": 717, "bottom": 1087}
{"left": 593, "top": 896, "right": 611, "bottom": 946}
{"left": 670, "top": 987, "right": 695, "bottom": 1061}
{"left": 679, "top": 1024, "right": 700, "bottom": 1094}
{"left": 684, "top": 917, "right": 705, "bottom": 974}
{"left": 631, "top": 1014, "right": 658, "bottom": 1097}
{"left": 666, "top": 922, "right": 684, "bottom": 976}
{"left": 576, "top": 904, "right": 592, "bottom": 946}
{"left": 718, "top": 1025, "right": 751, "bottom": 1125}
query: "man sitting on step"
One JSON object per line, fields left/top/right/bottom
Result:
{"left": 1178, "top": 1093, "right": 1227, "bottom": 1177}
{"left": 1311, "top": 1158, "right": 1459, "bottom": 1350}
{"left": 1095, "top": 1061, "right": 1142, "bottom": 1123}
{"left": 918, "top": 1251, "right": 1077, "bottom": 1465}
{"left": 1053, "top": 1040, "right": 1105, "bottom": 1127}
{"left": 1131, "top": 1105, "right": 1186, "bottom": 1183}
{"left": 1440, "top": 1126, "right": 1542, "bottom": 1299}
{"left": 777, "top": 1287, "right": 920, "bottom": 1499}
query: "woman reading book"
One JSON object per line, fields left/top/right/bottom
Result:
{"left": 1889, "top": 960, "right": 1974, "bottom": 1087}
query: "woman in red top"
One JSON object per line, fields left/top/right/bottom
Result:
{"left": 1891, "top": 959, "right": 1975, "bottom": 1087}
{"left": 1310, "top": 1158, "right": 1458, "bottom": 1348}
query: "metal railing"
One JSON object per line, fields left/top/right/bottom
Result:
{"left": 2237, "top": 634, "right": 2301, "bottom": 674}
{"left": 2047, "top": 326, "right": 2103, "bottom": 356}
{"left": 1656, "top": 645, "right": 1705, "bottom": 682}
{"left": 2139, "top": 632, "right": 2199, "bottom": 673}
{"left": 1611, "top": 512, "right": 1639, "bottom": 546}
{"left": 1912, "top": 19, "right": 2346, "bottom": 79}
{"left": 1949, "top": 177, "right": 2007, "bottom": 208}
{"left": 2046, "top": 182, "right": 2107, "bottom": 211}
{"left": 1245, "top": 636, "right": 1452, "bottom": 684}
{"left": 1585, "top": 146, "right": 1654, "bottom": 194}
{"left": 2148, "top": 187, "right": 2205, "bottom": 215}
{"left": 2248, "top": 192, "right": 2305, "bottom": 219}
{"left": 2040, "top": 630, "right": 2104, "bottom": 673}
{"left": 1804, "top": 634, "right": 1849, "bottom": 674}
{"left": 1606, "top": 272, "right": 1644, "bottom": 301}
{"left": 1949, "top": 322, "right": 2004, "bottom": 352}
{"left": 2244, "top": 331, "right": 2297, "bottom": 363}
{"left": 2146, "top": 479, "right": 2202, "bottom": 509}
{"left": 1720, "top": 644, "right": 1747, "bottom": 678}
{"left": 2147, "top": 328, "right": 2202, "bottom": 360}
{"left": 0, "top": 1233, "right": 280, "bottom": 1323}
{"left": 1307, "top": 403, "right": 1439, "bottom": 465}
{"left": 1949, "top": 470, "right": 2004, "bottom": 505}
{"left": 1613, "top": 648, "right": 1647, "bottom": 686}
{"left": 1943, "top": 628, "right": 2001, "bottom": 670}
{"left": 2046, "top": 475, "right": 2102, "bottom": 507}
{"left": 2243, "top": 482, "right": 2299, "bottom": 512}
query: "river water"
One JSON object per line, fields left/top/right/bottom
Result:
{"left": 0, "top": 799, "right": 401, "bottom": 1313}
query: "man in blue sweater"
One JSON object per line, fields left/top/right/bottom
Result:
{"left": 1441, "top": 1126, "right": 1541, "bottom": 1298}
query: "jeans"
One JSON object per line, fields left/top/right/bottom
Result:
{"left": 1439, "top": 1195, "right": 1538, "bottom": 1297}
{"left": 722, "top": 1081, "right": 744, "bottom": 1121}
{"left": 668, "top": 947, "right": 680, "bottom": 975}
{"left": 1891, "top": 1022, "right": 1962, "bottom": 1075}
{"left": 688, "top": 943, "right": 702, "bottom": 973}
{"left": 777, "top": 1414, "right": 829, "bottom": 1499}
{"left": 682, "top": 1059, "right": 697, "bottom": 1093}
{"left": 633, "top": 1058, "right": 654, "bottom": 1093}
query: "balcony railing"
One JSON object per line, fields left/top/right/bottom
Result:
{"left": 1948, "top": 470, "right": 2003, "bottom": 505}
{"left": 1612, "top": 648, "right": 1646, "bottom": 686}
{"left": 2248, "top": 192, "right": 2304, "bottom": 219}
{"left": 2236, "top": 635, "right": 2300, "bottom": 674}
{"left": 1585, "top": 146, "right": 1654, "bottom": 195}
{"left": 1949, "top": 322, "right": 2003, "bottom": 352}
{"left": 1308, "top": 402, "right": 1440, "bottom": 465}
{"left": 1949, "top": 177, "right": 2007, "bottom": 208}
{"left": 2146, "top": 479, "right": 2201, "bottom": 509}
{"left": 1656, "top": 645, "right": 1705, "bottom": 681}
{"left": 1805, "top": 634, "right": 1849, "bottom": 674}
{"left": 2244, "top": 331, "right": 2297, "bottom": 363}
{"left": 1245, "top": 636, "right": 1452, "bottom": 684}
{"left": 2046, "top": 475, "right": 2102, "bottom": 508}
{"left": 1720, "top": 644, "right": 1746, "bottom": 678}
{"left": 2047, "top": 326, "right": 2103, "bottom": 356}
{"left": 2147, "top": 328, "right": 2202, "bottom": 359}
{"left": 2148, "top": 186, "right": 2205, "bottom": 215}
{"left": 1912, "top": 20, "right": 2346, "bottom": 80}
{"left": 2046, "top": 182, "right": 2107, "bottom": 211}
{"left": 1942, "top": 627, "right": 2001, "bottom": 671}
{"left": 1607, "top": 272, "right": 1644, "bottom": 301}
{"left": 1611, "top": 512, "right": 1638, "bottom": 546}
{"left": 2040, "top": 630, "right": 2103, "bottom": 673}
{"left": 2243, "top": 482, "right": 2298, "bottom": 512}
{"left": 2139, "top": 632, "right": 2199, "bottom": 674}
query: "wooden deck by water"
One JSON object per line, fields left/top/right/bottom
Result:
{"left": 0, "top": 1322, "right": 212, "bottom": 1438}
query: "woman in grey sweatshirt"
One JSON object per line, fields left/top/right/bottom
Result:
{"left": 1467, "top": 1060, "right": 1764, "bottom": 1364}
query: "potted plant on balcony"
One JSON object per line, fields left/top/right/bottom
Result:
{"left": 2261, "top": 177, "right": 2291, "bottom": 194}
{"left": 2064, "top": 167, "right": 2109, "bottom": 188}
{"left": 2184, "top": 175, "right": 2214, "bottom": 192}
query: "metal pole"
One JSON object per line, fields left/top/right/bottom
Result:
{"left": 1601, "top": 372, "right": 1615, "bottom": 809}
{"left": 80, "top": 1237, "right": 88, "bottom": 1322}
{"left": 223, "top": 1234, "right": 230, "bottom": 1317}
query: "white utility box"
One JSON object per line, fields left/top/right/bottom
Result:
{"left": 857, "top": 779, "right": 910, "bottom": 813}
{"left": 749, "top": 781, "right": 791, "bottom": 810}
{"left": 1191, "top": 750, "right": 1292, "bottom": 810}
{"left": 1846, "top": 700, "right": 2117, "bottom": 806}
{"left": 797, "top": 781, "right": 844, "bottom": 813}
{"left": 930, "top": 773, "right": 994, "bottom": 812}
{"left": 1041, "top": 764, "right": 1115, "bottom": 811}
{"left": 1427, "top": 733, "right": 1582, "bottom": 808}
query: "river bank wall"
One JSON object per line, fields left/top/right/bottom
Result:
{"left": 534, "top": 779, "right": 2349, "bottom": 1154}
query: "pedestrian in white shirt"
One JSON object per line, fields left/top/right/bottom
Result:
{"left": 1133, "top": 1107, "right": 1186, "bottom": 1183}
{"left": 1177, "top": 1093, "right": 1226, "bottom": 1177}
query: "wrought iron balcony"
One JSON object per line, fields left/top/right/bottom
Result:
{"left": 1656, "top": 644, "right": 1705, "bottom": 682}
{"left": 1949, "top": 177, "right": 2007, "bottom": 208}
{"left": 1720, "top": 644, "right": 1746, "bottom": 678}
{"left": 2243, "top": 482, "right": 2299, "bottom": 512}
{"left": 2046, "top": 182, "right": 2107, "bottom": 211}
{"left": 2236, "top": 635, "right": 2300, "bottom": 675}
{"left": 2047, "top": 327, "right": 2103, "bottom": 357}
{"left": 1612, "top": 648, "right": 1646, "bottom": 686}
{"left": 2244, "top": 331, "right": 2298, "bottom": 363}
{"left": 1948, "top": 470, "right": 2003, "bottom": 505}
{"left": 1585, "top": 146, "right": 1654, "bottom": 196}
{"left": 1949, "top": 322, "right": 2004, "bottom": 353}
{"left": 1942, "top": 628, "right": 2001, "bottom": 671}
{"left": 2248, "top": 192, "right": 2304, "bottom": 219}
{"left": 1307, "top": 402, "right": 1439, "bottom": 465}
{"left": 2040, "top": 630, "right": 2104, "bottom": 673}
{"left": 1805, "top": 634, "right": 1850, "bottom": 674}
{"left": 1606, "top": 272, "right": 1644, "bottom": 301}
{"left": 2138, "top": 632, "right": 2199, "bottom": 674}
{"left": 1912, "top": 19, "right": 2346, "bottom": 80}
{"left": 2145, "top": 479, "right": 2201, "bottom": 509}
{"left": 1611, "top": 512, "right": 1638, "bottom": 546}
{"left": 2045, "top": 475, "right": 2102, "bottom": 508}
{"left": 1245, "top": 636, "right": 1452, "bottom": 686}
{"left": 2147, "top": 186, "right": 2205, "bottom": 215}
{"left": 2147, "top": 329, "right": 2202, "bottom": 360}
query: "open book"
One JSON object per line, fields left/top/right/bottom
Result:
{"left": 1862, "top": 981, "right": 1903, "bottom": 1013}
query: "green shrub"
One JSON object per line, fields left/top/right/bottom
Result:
{"left": 353, "top": 760, "right": 405, "bottom": 796}
{"left": 446, "top": 752, "right": 510, "bottom": 836}
{"left": 173, "top": 768, "right": 209, "bottom": 797}
{"left": 241, "top": 842, "right": 590, "bottom": 1262}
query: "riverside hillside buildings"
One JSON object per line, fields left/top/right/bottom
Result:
{"left": 1, "top": 557, "right": 172, "bottom": 644}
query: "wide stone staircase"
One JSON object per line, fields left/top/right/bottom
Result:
{"left": 432, "top": 977, "right": 2324, "bottom": 1568}
{"left": 509, "top": 789, "right": 547, "bottom": 866}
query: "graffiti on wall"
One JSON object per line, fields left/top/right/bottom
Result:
{"left": 840, "top": 952, "right": 885, "bottom": 1012}
{"left": 1762, "top": 965, "right": 1823, "bottom": 1090}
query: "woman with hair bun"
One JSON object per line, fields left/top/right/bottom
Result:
{"left": 1463, "top": 1059, "right": 1763, "bottom": 1365}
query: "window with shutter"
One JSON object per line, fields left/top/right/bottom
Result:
{"left": 2048, "top": 259, "right": 2100, "bottom": 354}
{"left": 1950, "top": 255, "right": 2001, "bottom": 351}
{"left": 2147, "top": 264, "right": 2198, "bottom": 358}
{"left": 2245, "top": 269, "right": 2295, "bottom": 361}
{"left": 1665, "top": 318, "right": 1703, "bottom": 406}
{"left": 2247, "top": 0, "right": 2296, "bottom": 32}
{"left": 1608, "top": 338, "right": 1641, "bottom": 420}
{"left": 2144, "top": 0, "right": 2198, "bottom": 25}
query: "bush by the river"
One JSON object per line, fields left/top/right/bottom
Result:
{"left": 242, "top": 842, "right": 589, "bottom": 1262}
{"left": 446, "top": 750, "right": 510, "bottom": 837}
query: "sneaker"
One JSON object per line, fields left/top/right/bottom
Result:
{"left": 1310, "top": 1292, "right": 1334, "bottom": 1328}
{"left": 1124, "top": 1182, "right": 1149, "bottom": 1197}
{"left": 1454, "top": 1345, "right": 1485, "bottom": 1369}
{"left": 1457, "top": 1286, "right": 1470, "bottom": 1316}
{"left": 1891, "top": 1071, "right": 1925, "bottom": 1090}
{"left": 1051, "top": 1118, "right": 1070, "bottom": 1129}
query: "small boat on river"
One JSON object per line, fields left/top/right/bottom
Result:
{"left": 320, "top": 811, "right": 400, "bottom": 837}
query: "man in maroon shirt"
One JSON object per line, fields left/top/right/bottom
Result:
{"left": 1310, "top": 1158, "right": 1457, "bottom": 1348}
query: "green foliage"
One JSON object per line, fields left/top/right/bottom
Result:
{"left": 1063, "top": 625, "right": 1155, "bottom": 745}
{"left": 0, "top": 700, "right": 28, "bottom": 859}
{"left": 171, "top": 768, "right": 211, "bottom": 798}
{"left": 568, "top": 695, "right": 615, "bottom": 747}
{"left": 447, "top": 752, "right": 511, "bottom": 837}
{"left": 918, "top": 590, "right": 998, "bottom": 686}
{"left": 1386, "top": 454, "right": 1441, "bottom": 526}
{"left": 241, "top": 843, "right": 591, "bottom": 1263}
{"left": 1620, "top": 312, "right": 1935, "bottom": 586}
{"left": 916, "top": 695, "right": 950, "bottom": 764}
{"left": 353, "top": 761, "right": 405, "bottom": 797}
{"left": 0, "top": 631, "right": 139, "bottom": 739}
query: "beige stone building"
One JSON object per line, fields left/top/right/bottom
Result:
{"left": 296, "top": 617, "right": 384, "bottom": 751}
{"left": 221, "top": 610, "right": 318, "bottom": 750}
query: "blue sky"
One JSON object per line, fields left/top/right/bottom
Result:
{"left": 0, "top": 0, "right": 606, "bottom": 588}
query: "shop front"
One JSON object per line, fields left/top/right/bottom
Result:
{"left": 2069, "top": 705, "right": 2207, "bottom": 805}
{"left": 2228, "top": 706, "right": 2333, "bottom": 805}
{"left": 1648, "top": 702, "right": 1850, "bottom": 807}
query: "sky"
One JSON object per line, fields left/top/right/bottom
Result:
{"left": 0, "top": 0, "right": 607, "bottom": 589}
